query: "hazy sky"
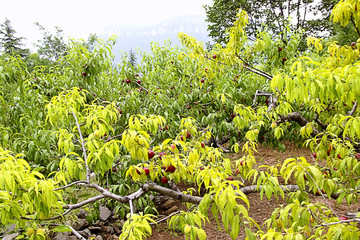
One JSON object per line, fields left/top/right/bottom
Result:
{"left": 1, "top": 0, "right": 212, "bottom": 47}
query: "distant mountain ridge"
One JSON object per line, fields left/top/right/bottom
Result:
{"left": 99, "top": 15, "right": 211, "bottom": 63}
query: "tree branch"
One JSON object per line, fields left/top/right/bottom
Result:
{"left": 71, "top": 112, "right": 90, "bottom": 183}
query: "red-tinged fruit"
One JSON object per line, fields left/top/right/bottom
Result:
{"left": 180, "top": 135, "right": 184, "bottom": 141}
{"left": 201, "top": 142, "right": 205, "bottom": 148}
{"left": 112, "top": 167, "right": 117, "bottom": 172}
{"left": 159, "top": 152, "right": 166, "bottom": 160}
{"left": 236, "top": 169, "right": 240, "bottom": 174}
{"left": 212, "top": 54, "right": 217, "bottom": 59}
{"left": 339, "top": 216, "right": 348, "bottom": 221}
{"left": 82, "top": 72, "right": 87, "bottom": 77}
{"left": 355, "top": 153, "right": 360, "bottom": 160}
{"left": 187, "top": 105, "right": 191, "bottom": 109}
{"left": 161, "top": 176, "right": 168, "bottom": 184}
{"left": 186, "top": 132, "right": 191, "bottom": 139}
{"left": 230, "top": 113, "right": 236, "bottom": 119}
{"left": 143, "top": 167, "right": 150, "bottom": 176}
{"left": 227, "top": 176, "right": 233, "bottom": 181}
{"left": 126, "top": 79, "right": 131, "bottom": 84}
{"left": 148, "top": 150, "right": 155, "bottom": 159}
{"left": 165, "top": 165, "right": 176, "bottom": 173}
{"left": 137, "top": 80, "right": 141, "bottom": 84}
{"left": 278, "top": 47, "right": 282, "bottom": 52}
{"left": 282, "top": 57, "right": 287, "bottom": 62}
{"left": 171, "top": 144, "right": 176, "bottom": 150}
{"left": 201, "top": 78, "right": 205, "bottom": 83}
{"left": 337, "top": 154, "right": 342, "bottom": 159}
{"left": 312, "top": 152, "right": 317, "bottom": 158}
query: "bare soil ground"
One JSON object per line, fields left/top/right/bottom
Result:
{"left": 148, "top": 141, "right": 360, "bottom": 240}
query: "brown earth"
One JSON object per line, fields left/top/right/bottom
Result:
{"left": 148, "top": 141, "right": 360, "bottom": 240}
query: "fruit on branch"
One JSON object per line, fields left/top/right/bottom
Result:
{"left": 137, "top": 80, "right": 141, "bottom": 84}
{"left": 161, "top": 176, "right": 169, "bottom": 184}
{"left": 265, "top": 99, "right": 269, "bottom": 104}
{"left": 327, "top": 146, "right": 332, "bottom": 156}
{"left": 351, "top": 42, "right": 357, "bottom": 48}
{"left": 126, "top": 78, "right": 131, "bottom": 84}
{"left": 180, "top": 135, "right": 184, "bottom": 141}
{"left": 282, "top": 57, "right": 287, "bottom": 62}
{"left": 227, "top": 176, "right": 233, "bottom": 181}
{"left": 112, "top": 167, "right": 117, "bottom": 172}
{"left": 164, "top": 165, "right": 176, "bottom": 173}
{"left": 278, "top": 47, "right": 283, "bottom": 52}
{"left": 312, "top": 152, "right": 317, "bottom": 158}
{"left": 201, "top": 142, "right": 205, "bottom": 148}
{"left": 201, "top": 78, "right": 205, "bottom": 83}
{"left": 118, "top": 110, "right": 122, "bottom": 114}
{"left": 339, "top": 216, "right": 349, "bottom": 221}
{"left": 355, "top": 153, "right": 360, "bottom": 160}
{"left": 230, "top": 113, "right": 236, "bottom": 119}
{"left": 148, "top": 150, "right": 155, "bottom": 159}
{"left": 236, "top": 169, "right": 240, "bottom": 174}
{"left": 82, "top": 72, "right": 87, "bottom": 77}
{"left": 240, "top": 160, "right": 245, "bottom": 166}
{"left": 271, "top": 122, "right": 277, "bottom": 129}
{"left": 143, "top": 167, "right": 150, "bottom": 176}
{"left": 159, "top": 152, "right": 166, "bottom": 160}
{"left": 187, "top": 105, "right": 191, "bottom": 109}
{"left": 212, "top": 54, "right": 217, "bottom": 59}
{"left": 186, "top": 132, "right": 191, "bottom": 139}
{"left": 337, "top": 154, "right": 342, "bottom": 159}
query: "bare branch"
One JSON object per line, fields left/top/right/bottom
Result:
{"left": 279, "top": 112, "right": 321, "bottom": 136}
{"left": 54, "top": 180, "right": 89, "bottom": 191}
{"left": 71, "top": 112, "right": 90, "bottom": 183}
{"left": 348, "top": 101, "right": 358, "bottom": 116}
{"left": 66, "top": 225, "right": 86, "bottom": 240}
{"left": 129, "top": 199, "right": 134, "bottom": 217}
{"left": 134, "top": 81, "right": 149, "bottom": 93}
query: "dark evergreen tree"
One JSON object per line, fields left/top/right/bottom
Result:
{"left": 0, "top": 18, "right": 29, "bottom": 57}
{"left": 128, "top": 48, "right": 137, "bottom": 68}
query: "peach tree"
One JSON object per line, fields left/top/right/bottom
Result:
{"left": 1, "top": 0, "right": 360, "bottom": 239}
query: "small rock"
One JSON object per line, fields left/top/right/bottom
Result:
{"left": 68, "top": 236, "right": 77, "bottom": 240}
{"left": 94, "top": 235, "right": 103, "bottom": 240}
{"left": 76, "top": 209, "right": 88, "bottom": 219}
{"left": 77, "top": 228, "right": 91, "bottom": 237}
{"left": 161, "top": 199, "right": 176, "bottom": 209}
{"left": 100, "top": 206, "right": 112, "bottom": 221}
{"left": 73, "top": 218, "right": 88, "bottom": 230}
{"left": 3, "top": 233, "right": 19, "bottom": 240}
{"left": 165, "top": 205, "right": 179, "bottom": 215}
{"left": 101, "top": 226, "right": 114, "bottom": 234}
{"left": 53, "top": 232, "right": 69, "bottom": 240}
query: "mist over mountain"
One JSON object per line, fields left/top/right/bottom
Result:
{"left": 99, "top": 15, "right": 212, "bottom": 63}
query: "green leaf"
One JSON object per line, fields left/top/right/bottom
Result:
{"left": 52, "top": 225, "right": 72, "bottom": 232}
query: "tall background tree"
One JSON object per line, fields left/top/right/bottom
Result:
{"left": 34, "top": 22, "right": 68, "bottom": 61}
{"left": 203, "top": 0, "right": 358, "bottom": 47}
{"left": 0, "top": 18, "right": 29, "bottom": 57}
